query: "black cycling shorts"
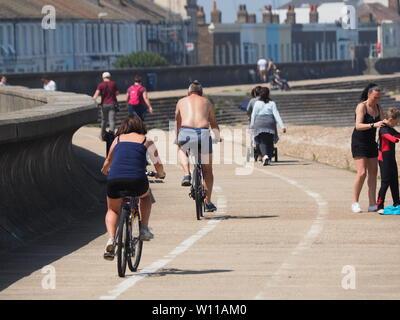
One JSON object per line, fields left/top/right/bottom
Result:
{"left": 107, "top": 177, "right": 149, "bottom": 199}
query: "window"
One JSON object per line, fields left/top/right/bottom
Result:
{"left": 87, "top": 24, "right": 93, "bottom": 53}
{"left": 286, "top": 43, "right": 290, "bottom": 62}
{"left": 7, "top": 25, "right": 13, "bottom": 48}
{"left": 0, "top": 25, "right": 3, "bottom": 47}
{"left": 106, "top": 24, "right": 112, "bottom": 53}
{"left": 99, "top": 23, "right": 105, "bottom": 53}
{"left": 113, "top": 24, "right": 118, "bottom": 53}
{"left": 215, "top": 45, "right": 220, "bottom": 65}
{"left": 235, "top": 45, "right": 240, "bottom": 64}
{"left": 243, "top": 44, "right": 249, "bottom": 64}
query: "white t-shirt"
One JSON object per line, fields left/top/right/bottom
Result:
{"left": 44, "top": 80, "right": 57, "bottom": 91}
{"left": 257, "top": 59, "right": 267, "bottom": 71}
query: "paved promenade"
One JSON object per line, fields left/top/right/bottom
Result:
{"left": 0, "top": 126, "right": 399, "bottom": 300}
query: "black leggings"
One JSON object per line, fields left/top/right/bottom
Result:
{"left": 377, "top": 155, "right": 399, "bottom": 209}
{"left": 255, "top": 132, "right": 274, "bottom": 159}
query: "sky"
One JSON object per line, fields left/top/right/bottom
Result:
{"left": 197, "top": 0, "right": 291, "bottom": 23}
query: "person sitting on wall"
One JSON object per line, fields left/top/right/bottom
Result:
{"left": 0, "top": 76, "right": 8, "bottom": 86}
{"left": 41, "top": 76, "right": 57, "bottom": 91}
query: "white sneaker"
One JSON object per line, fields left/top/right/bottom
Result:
{"left": 140, "top": 226, "right": 154, "bottom": 241}
{"left": 377, "top": 208, "right": 384, "bottom": 214}
{"left": 103, "top": 237, "right": 116, "bottom": 261}
{"left": 368, "top": 205, "right": 378, "bottom": 212}
{"left": 262, "top": 155, "right": 270, "bottom": 166}
{"left": 351, "top": 202, "right": 362, "bottom": 213}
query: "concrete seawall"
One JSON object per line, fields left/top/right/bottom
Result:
{"left": 0, "top": 86, "right": 101, "bottom": 252}
{"left": 6, "top": 57, "right": 400, "bottom": 96}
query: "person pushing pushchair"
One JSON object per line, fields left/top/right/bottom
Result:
{"left": 271, "top": 69, "right": 290, "bottom": 91}
{"left": 250, "top": 87, "right": 286, "bottom": 165}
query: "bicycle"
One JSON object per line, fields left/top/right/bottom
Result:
{"left": 116, "top": 171, "right": 156, "bottom": 277}
{"left": 188, "top": 138, "right": 221, "bottom": 220}
{"left": 189, "top": 153, "right": 206, "bottom": 221}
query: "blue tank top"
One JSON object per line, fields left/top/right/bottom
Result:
{"left": 108, "top": 136, "right": 147, "bottom": 180}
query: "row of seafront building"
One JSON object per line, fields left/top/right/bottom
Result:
{"left": 0, "top": 0, "right": 196, "bottom": 74}
{"left": 197, "top": 1, "right": 400, "bottom": 65}
{"left": 0, "top": 20, "right": 188, "bottom": 73}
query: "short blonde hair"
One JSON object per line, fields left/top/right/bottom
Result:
{"left": 386, "top": 107, "right": 400, "bottom": 120}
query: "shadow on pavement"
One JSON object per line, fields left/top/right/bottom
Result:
{"left": 205, "top": 215, "right": 279, "bottom": 220}
{"left": 143, "top": 268, "right": 233, "bottom": 277}
{"left": 0, "top": 145, "right": 106, "bottom": 293}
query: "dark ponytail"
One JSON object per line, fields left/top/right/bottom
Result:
{"left": 259, "top": 87, "right": 270, "bottom": 103}
{"left": 360, "top": 83, "right": 378, "bottom": 101}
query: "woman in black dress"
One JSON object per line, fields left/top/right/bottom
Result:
{"left": 351, "top": 84, "right": 385, "bottom": 213}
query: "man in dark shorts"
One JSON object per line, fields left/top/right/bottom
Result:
{"left": 93, "top": 72, "right": 120, "bottom": 140}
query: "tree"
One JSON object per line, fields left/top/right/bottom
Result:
{"left": 114, "top": 51, "right": 170, "bottom": 68}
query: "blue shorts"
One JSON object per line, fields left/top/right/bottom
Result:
{"left": 178, "top": 126, "right": 212, "bottom": 156}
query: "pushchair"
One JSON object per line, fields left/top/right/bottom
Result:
{"left": 270, "top": 71, "right": 290, "bottom": 91}
{"left": 246, "top": 132, "right": 278, "bottom": 163}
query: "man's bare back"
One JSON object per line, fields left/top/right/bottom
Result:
{"left": 176, "top": 94, "right": 212, "bottom": 129}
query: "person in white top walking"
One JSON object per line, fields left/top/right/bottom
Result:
{"left": 250, "top": 87, "right": 286, "bottom": 165}
{"left": 41, "top": 76, "right": 57, "bottom": 91}
{"left": 257, "top": 57, "right": 268, "bottom": 83}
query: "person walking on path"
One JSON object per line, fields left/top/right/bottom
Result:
{"left": 246, "top": 86, "right": 262, "bottom": 120}
{"left": 351, "top": 84, "right": 385, "bottom": 213}
{"left": 257, "top": 57, "right": 268, "bottom": 83}
{"left": 93, "top": 72, "right": 119, "bottom": 140}
{"left": 126, "top": 75, "right": 153, "bottom": 121}
{"left": 250, "top": 87, "right": 286, "bottom": 166}
{"left": 376, "top": 108, "right": 400, "bottom": 214}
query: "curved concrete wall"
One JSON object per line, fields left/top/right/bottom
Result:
{"left": 0, "top": 86, "right": 100, "bottom": 252}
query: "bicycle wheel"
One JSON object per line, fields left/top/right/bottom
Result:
{"left": 193, "top": 166, "right": 203, "bottom": 220}
{"left": 128, "top": 210, "right": 143, "bottom": 272}
{"left": 117, "top": 208, "right": 129, "bottom": 277}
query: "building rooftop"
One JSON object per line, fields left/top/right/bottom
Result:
{"left": 358, "top": 2, "right": 400, "bottom": 23}
{"left": 276, "top": 1, "right": 400, "bottom": 24}
{"left": 0, "top": 0, "right": 180, "bottom": 23}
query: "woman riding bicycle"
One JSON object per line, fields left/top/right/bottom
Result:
{"left": 101, "top": 115, "right": 166, "bottom": 260}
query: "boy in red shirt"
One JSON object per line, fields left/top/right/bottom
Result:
{"left": 377, "top": 108, "right": 400, "bottom": 213}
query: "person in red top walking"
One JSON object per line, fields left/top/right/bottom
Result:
{"left": 126, "top": 75, "right": 153, "bottom": 121}
{"left": 93, "top": 72, "right": 120, "bottom": 139}
{"left": 377, "top": 107, "right": 400, "bottom": 213}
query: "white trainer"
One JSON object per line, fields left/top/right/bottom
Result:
{"left": 262, "top": 155, "right": 270, "bottom": 166}
{"left": 351, "top": 202, "right": 362, "bottom": 213}
{"left": 368, "top": 205, "right": 378, "bottom": 212}
{"left": 103, "top": 237, "right": 116, "bottom": 261}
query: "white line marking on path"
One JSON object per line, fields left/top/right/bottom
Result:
{"left": 99, "top": 185, "right": 227, "bottom": 300}
{"left": 254, "top": 167, "right": 329, "bottom": 300}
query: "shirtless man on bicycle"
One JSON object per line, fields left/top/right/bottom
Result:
{"left": 175, "top": 80, "right": 221, "bottom": 212}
